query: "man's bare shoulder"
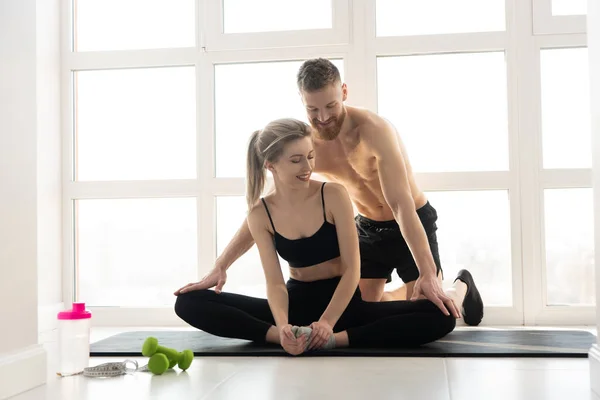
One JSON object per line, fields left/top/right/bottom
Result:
{"left": 347, "top": 106, "right": 391, "bottom": 134}
{"left": 347, "top": 107, "right": 398, "bottom": 150}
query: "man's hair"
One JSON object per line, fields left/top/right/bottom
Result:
{"left": 296, "top": 58, "right": 341, "bottom": 92}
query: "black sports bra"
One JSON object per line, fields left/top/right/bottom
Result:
{"left": 261, "top": 182, "right": 341, "bottom": 268}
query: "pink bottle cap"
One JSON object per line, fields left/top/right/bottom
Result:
{"left": 57, "top": 302, "right": 92, "bottom": 320}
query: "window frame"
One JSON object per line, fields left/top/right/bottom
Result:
{"left": 60, "top": 0, "right": 594, "bottom": 326}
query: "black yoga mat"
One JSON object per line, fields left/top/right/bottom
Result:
{"left": 90, "top": 329, "right": 596, "bottom": 358}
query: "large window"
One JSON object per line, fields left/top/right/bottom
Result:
{"left": 223, "top": 0, "right": 332, "bottom": 34}
{"left": 540, "top": 48, "right": 591, "bottom": 169}
{"left": 375, "top": 0, "right": 506, "bottom": 36}
{"left": 73, "top": 0, "right": 196, "bottom": 51}
{"left": 62, "top": 0, "right": 594, "bottom": 326}
{"left": 74, "top": 67, "right": 197, "bottom": 181}
{"left": 551, "top": 0, "right": 587, "bottom": 16}
{"left": 377, "top": 52, "right": 509, "bottom": 172}
{"left": 544, "top": 189, "right": 594, "bottom": 306}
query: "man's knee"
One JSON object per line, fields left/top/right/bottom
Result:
{"left": 359, "top": 279, "right": 387, "bottom": 302}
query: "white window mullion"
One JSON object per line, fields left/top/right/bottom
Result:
{"left": 361, "top": 0, "right": 379, "bottom": 112}
{"left": 204, "top": 45, "right": 350, "bottom": 64}
{"left": 505, "top": 0, "right": 525, "bottom": 324}
{"left": 61, "top": 0, "right": 75, "bottom": 306}
{"left": 64, "top": 48, "right": 197, "bottom": 71}
{"left": 534, "top": 33, "right": 587, "bottom": 48}
{"left": 64, "top": 180, "right": 200, "bottom": 199}
{"left": 374, "top": 32, "right": 507, "bottom": 56}
{"left": 196, "top": 1, "right": 214, "bottom": 283}
{"left": 343, "top": 0, "right": 369, "bottom": 110}
{"left": 542, "top": 169, "right": 592, "bottom": 188}
{"left": 198, "top": 50, "right": 217, "bottom": 279}
{"left": 209, "top": 178, "right": 245, "bottom": 196}
{"left": 513, "top": 0, "right": 546, "bottom": 325}
{"left": 415, "top": 172, "right": 511, "bottom": 191}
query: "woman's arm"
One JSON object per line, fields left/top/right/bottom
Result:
{"left": 318, "top": 183, "right": 361, "bottom": 328}
{"left": 247, "top": 207, "right": 289, "bottom": 329}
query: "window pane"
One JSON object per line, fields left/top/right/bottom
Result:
{"left": 377, "top": 53, "right": 508, "bottom": 172}
{"left": 544, "top": 189, "right": 595, "bottom": 306}
{"left": 376, "top": 0, "right": 505, "bottom": 36}
{"left": 216, "top": 196, "right": 289, "bottom": 298}
{"left": 541, "top": 48, "right": 591, "bottom": 169}
{"left": 74, "top": 0, "right": 195, "bottom": 51}
{"left": 223, "top": 0, "right": 332, "bottom": 34}
{"left": 75, "top": 67, "right": 196, "bottom": 181}
{"left": 552, "top": 0, "right": 587, "bottom": 15}
{"left": 76, "top": 198, "right": 198, "bottom": 307}
{"left": 421, "top": 191, "right": 513, "bottom": 306}
{"left": 215, "top": 59, "right": 344, "bottom": 177}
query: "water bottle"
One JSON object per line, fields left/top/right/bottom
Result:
{"left": 57, "top": 302, "right": 92, "bottom": 376}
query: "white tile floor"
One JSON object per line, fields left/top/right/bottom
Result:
{"left": 9, "top": 327, "right": 600, "bottom": 400}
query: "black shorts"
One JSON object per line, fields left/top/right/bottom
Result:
{"left": 355, "top": 201, "right": 443, "bottom": 284}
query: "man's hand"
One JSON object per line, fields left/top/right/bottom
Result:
{"left": 308, "top": 320, "right": 333, "bottom": 350}
{"left": 174, "top": 266, "right": 227, "bottom": 295}
{"left": 410, "top": 274, "right": 461, "bottom": 319}
{"left": 280, "top": 324, "right": 307, "bottom": 356}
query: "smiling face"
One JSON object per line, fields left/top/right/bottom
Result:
{"left": 266, "top": 136, "right": 315, "bottom": 188}
{"left": 301, "top": 82, "right": 348, "bottom": 141}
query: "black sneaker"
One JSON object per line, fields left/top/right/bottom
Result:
{"left": 454, "top": 269, "right": 484, "bottom": 326}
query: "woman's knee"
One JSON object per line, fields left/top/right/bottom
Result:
{"left": 174, "top": 289, "right": 215, "bottom": 321}
{"left": 437, "top": 313, "right": 456, "bottom": 339}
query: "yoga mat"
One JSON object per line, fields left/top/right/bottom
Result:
{"left": 90, "top": 329, "right": 596, "bottom": 358}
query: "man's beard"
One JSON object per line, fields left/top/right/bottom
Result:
{"left": 311, "top": 108, "right": 346, "bottom": 141}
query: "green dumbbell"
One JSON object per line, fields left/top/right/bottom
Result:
{"left": 178, "top": 349, "right": 194, "bottom": 371}
{"left": 142, "top": 337, "right": 193, "bottom": 371}
{"left": 147, "top": 353, "right": 170, "bottom": 375}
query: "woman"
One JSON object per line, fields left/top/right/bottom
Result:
{"left": 174, "top": 118, "right": 482, "bottom": 355}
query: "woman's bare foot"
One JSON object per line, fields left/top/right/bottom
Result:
{"left": 333, "top": 331, "right": 349, "bottom": 348}
{"left": 266, "top": 326, "right": 280, "bottom": 344}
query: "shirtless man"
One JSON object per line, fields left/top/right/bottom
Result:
{"left": 177, "top": 58, "right": 483, "bottom": 324}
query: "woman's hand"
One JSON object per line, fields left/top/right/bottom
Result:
{"left": 174, "top": 266, "right": 227, "bottom": 295}
{"left": 279, "top": 324, "right": 308, "bottom": 356}
{"left": 308, "top": 320, "right": 333, "bottom": 350}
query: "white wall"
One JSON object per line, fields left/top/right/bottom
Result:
{"left": 36, "top": 0, "right": 63, "bottom": 333}
{"left": 591, "top": 0, "right": 600, "bottom": 395}
{"left": 0, "top": 0, "right": 39, "bottom": 353}
{"left": 591, "top": 0, "right": 600, "bottom": 329}
{"left": 0, "top": 0, "right": 56, "bottom": 397}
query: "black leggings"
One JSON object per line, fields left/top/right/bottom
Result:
{"left": 174, "top": 277, "right": 455, "bottom": 348}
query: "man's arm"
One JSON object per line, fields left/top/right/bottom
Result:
{"left": 215, "top": 218, "right": 255, "bottom": 271}
{"left": 366, "top": 120, "right": 436, "bottom": 277}
{"left": 365, "top": 118, "right": 459, "bottom": 317}
{"left": 174, "top": 217, "right": 255, "bottom": 295}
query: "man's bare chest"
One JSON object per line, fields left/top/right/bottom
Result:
{"left": 314, "top": 140, "right": 377, "bottom": 182}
